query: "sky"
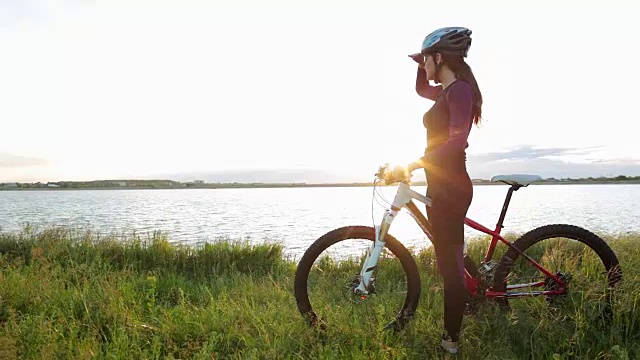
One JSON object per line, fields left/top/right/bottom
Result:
{"left": 1, "top": 0, "right": 639, "bottom": 183}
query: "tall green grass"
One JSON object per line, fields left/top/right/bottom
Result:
{"left": 0, "top": 227, "right": 637, "bottom": 359}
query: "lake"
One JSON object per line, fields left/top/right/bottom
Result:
{"left": 1, "top": 184, "right": 638, "bottom": 258}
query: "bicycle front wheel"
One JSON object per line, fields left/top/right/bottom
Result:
{"left": 294, "top": 226, "right": 421, "bottom": 332}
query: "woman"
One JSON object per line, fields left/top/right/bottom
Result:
{"left": 405, "top": 26, "right": 482, "bottom": 354}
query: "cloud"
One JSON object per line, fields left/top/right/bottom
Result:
{"left": 4, "top": 146, "right": 638, "bottom": 183}
{"left": 470, "top": 145, "right": 604, "bottom": 162}
{"left": 0, "top": 0, "right": 47, "bottom": 25}
{"left": 144, "top": 168, "right": 361, "bottom": 184}
{"left": 467, "top": 151, "right": 640, "bottom": 180}
{"left": 0, "top": 153, "right": 48, "bottom": 168}
{"left": 140, "top": 146, "right": 640, "bottom": 183}
{"left": 588, "top": 158, "right": 640, "bottom": 165}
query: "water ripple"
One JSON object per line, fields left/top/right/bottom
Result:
{"left": 0, "top": 185, "right": 639, "bottom": 258}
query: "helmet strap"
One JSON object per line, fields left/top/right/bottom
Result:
{"left": 434, "top": 55, "right": 443, "bottom": 84}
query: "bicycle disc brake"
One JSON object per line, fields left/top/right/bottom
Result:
{"left": 347, "top": 275, "right": 376, "bottom": 303}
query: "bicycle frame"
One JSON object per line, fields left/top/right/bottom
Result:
{"left": 354, "top": 181, "right": 567, "bottom": 299}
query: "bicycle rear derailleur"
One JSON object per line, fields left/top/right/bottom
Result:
{"left": 544, "top": 271, "right": 571, "bottom": 303}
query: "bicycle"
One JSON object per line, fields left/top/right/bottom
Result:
{"left": 293, "top": 164, "right": 622, "bottom": 331}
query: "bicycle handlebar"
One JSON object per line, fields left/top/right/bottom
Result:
{"left": 375, "top": 164, "right": 413, "bottom": 185}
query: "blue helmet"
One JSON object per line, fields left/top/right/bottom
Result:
{"left": 420, "top": 27, "right": 472, "bottom": 57}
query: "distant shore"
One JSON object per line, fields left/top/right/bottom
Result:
{"left": 2, "top": 177, "right": 640, "bottom": 190}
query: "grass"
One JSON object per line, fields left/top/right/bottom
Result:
{"left": 0, "top": 227, "right": 637, "bottom": 359}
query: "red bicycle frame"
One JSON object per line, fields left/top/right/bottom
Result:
{"left": 463, "top": 217, "right": 566, "bottom": 298}
{"left": 405, "top": 183, "right": 567, "bottom": 299}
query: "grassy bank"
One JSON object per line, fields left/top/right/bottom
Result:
{"left": 0, "top": 228, "right": 637, "bottom": 359}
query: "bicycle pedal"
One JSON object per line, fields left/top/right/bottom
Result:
{"left": 478, "top": 260, "right": 498, "bottom": 278}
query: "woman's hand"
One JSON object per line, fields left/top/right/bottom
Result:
{"left": 408, "top": 53, "right": 425, "bottom": 67}
{"left": 406, "top": 161, "right": 422, "bottom": 174}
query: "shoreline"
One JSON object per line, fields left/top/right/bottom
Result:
{"left": 2, "top": 180, "right": 640, "bottom": 191}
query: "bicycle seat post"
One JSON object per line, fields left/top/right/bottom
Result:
{"left": 496, "top": 184, "right": 522, "bottom": 230}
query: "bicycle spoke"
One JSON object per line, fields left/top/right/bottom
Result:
{"left": 502, "top": 235, "right": 611, "bottom": 315}
{"left": 304, "top": 238, "right": 410, "bottom": 333}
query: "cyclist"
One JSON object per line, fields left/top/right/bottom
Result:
{"left": 406, "top": 26, "right": 483, "bottom": 354}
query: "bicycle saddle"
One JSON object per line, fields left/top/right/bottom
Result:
{"left": 490, "top": 174, "right": 542, "bottom": 187}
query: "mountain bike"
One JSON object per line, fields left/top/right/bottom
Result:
{"left": 293, "top": 164, "right": 622, "bottom": 331}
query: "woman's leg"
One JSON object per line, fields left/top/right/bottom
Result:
{"left": 428, "top": 209, "right": 469, "bottom": 341}
{"left": 426, "top": 180, "right": 472, "bottom": 342}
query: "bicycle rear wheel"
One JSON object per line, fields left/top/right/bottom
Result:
{"left": 492, "top": 224, "right": 622, "bottom": 316}
{"left": 294, "top": 226, "right": 421, "bottom": 332}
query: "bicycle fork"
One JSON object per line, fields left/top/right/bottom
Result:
{"left": 353, "top": 182, "right": 421, "bottom": 296}
{"left": 353, "top": 208, "right": 399, "bottom": 296}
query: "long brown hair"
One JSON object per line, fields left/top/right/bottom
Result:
{"left": 441, "top": 54, "right": 483, "bottom": 125}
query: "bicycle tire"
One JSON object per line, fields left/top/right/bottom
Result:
{"left": 294, "top": 225, "right": 421, "bottom": 331}
{"left": 492, "top": 224, "right": 622, "bottom": 307}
